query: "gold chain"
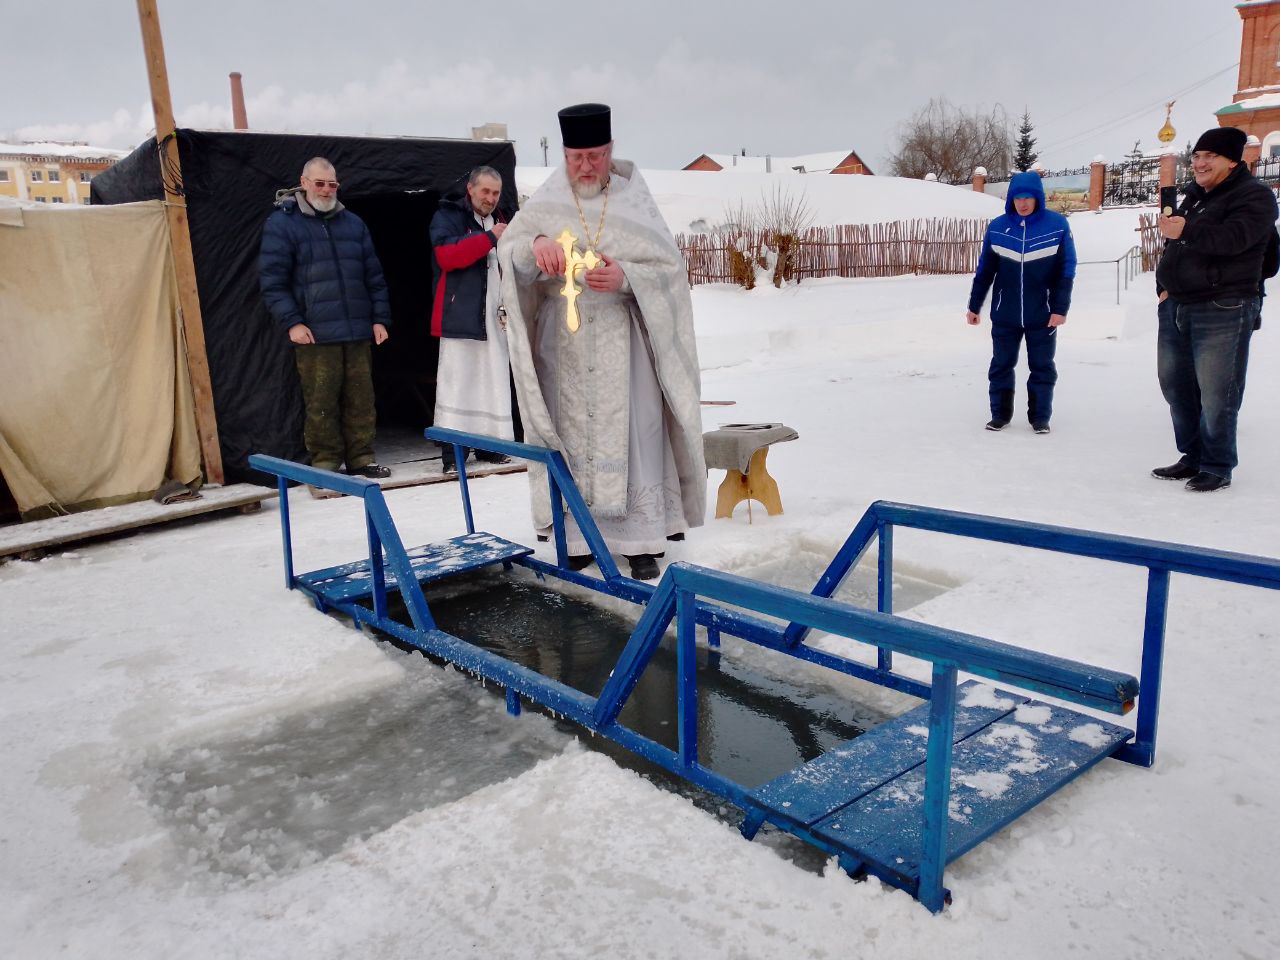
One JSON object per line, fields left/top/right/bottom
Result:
{"left": 571, "top": 177, "right": 610, "bottom": 250}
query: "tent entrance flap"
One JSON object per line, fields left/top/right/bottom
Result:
{"left": 345, "top": 189, "right": 442, "bottom": 433}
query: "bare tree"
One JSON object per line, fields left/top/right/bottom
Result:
{"left": 887, "top": 98, "right": 1013, "bottom": 184}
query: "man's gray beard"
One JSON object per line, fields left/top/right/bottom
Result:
{"left": 311, "top": 195, "right": 337, "bottom": 212}
{"left": 570, "top": 178, "right": 603, "bottom": 199}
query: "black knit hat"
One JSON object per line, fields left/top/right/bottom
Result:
{"left": 558, "top": 103, "right": 611, "bottom": 148}
{"left": 1192, "top": 126, "right": 1247, "bottom": 163}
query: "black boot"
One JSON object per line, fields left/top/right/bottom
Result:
{"left": 987, "top": 390, "right": 1013, "bottom": 431}
{"left": 1152, "top": 459, "right": 1199, "bottom": 481}
{"left": 625, "top": 553, "right": 660, "bottom": 581}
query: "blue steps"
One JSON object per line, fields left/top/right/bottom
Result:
{"left": 296, "top": 532, "right": 533, "bottom": 604}
{"left": 747, "top": 680, "right": 1131, "bottom": 888}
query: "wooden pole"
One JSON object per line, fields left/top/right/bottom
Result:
{"left": 136, "top": 0, "right": 224, "bottom": 484}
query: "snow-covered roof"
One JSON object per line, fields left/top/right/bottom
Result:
{"left": 1217, "top": 92, "right": 1280, "bottom": 116}
{"left": 693, "top": 150, "right": 865, "bottom": 174}
{"left": 0, "top": 141, "right": 129, "bottom": 162}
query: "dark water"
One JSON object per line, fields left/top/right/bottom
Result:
{"left": 410, "top": 573, "right": 894, "bottom": 792}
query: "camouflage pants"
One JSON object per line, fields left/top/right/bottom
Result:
{"left": 294, "top": 341, "right": 376, "bottom": 472}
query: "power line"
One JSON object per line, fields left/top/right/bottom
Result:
{"left": 1041, "top": 63, "right": 1238, "bottom": 156}
{"left": 1040, "top": 26, "right": 1234, "bottom": 128}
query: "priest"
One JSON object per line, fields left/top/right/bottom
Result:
{"left": 498, "top": 103, "right": 705, "bottom": 580}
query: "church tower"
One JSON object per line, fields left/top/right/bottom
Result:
{"left": 1217, "top": 0, "right": 1280, "bottom": 156}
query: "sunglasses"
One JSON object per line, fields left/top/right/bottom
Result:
{"left": 308, "top": 178, "right": 340, "bottom": 189}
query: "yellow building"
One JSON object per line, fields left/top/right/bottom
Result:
{"left": 0, "top": 142, "right": 128, "bottom": 204}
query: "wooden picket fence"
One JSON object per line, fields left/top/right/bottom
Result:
{"left": 1136, "top": 213, "right": 1162, "bottom": 272}
{"left": 676, "top": 218, "right": 990, "bottom": 287}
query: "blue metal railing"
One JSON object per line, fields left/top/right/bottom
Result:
{"left": 785, "top": 500, "right": 1280, "bottom": 768}
{"left": 250, "top": 437, "right": 1280, "bottom": 911}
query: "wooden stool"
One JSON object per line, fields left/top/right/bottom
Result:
{"left": 702, "top": 423, "right": 798, "bottom": 522}
{"left": 715, "top": 447, "right": 783, "bottom": 520}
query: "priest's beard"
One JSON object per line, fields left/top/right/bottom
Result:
{"left": 311, "top": 195, "right": 338, "bottom": 212}
{"left": 570, "top": 177, "right": 604, "bottom": 199}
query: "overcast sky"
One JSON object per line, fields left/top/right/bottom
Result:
{"left": 0, "top": 1, "right": 1244, "bottom": 172}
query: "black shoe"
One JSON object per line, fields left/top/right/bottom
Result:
{"left": 349, "top": 462, "right": 391, "bottom": 479}
{"left": 1152, "top": 460, "right": 1198, "bottom": 481}
{"left": 666, "top": 532, "right": 685, "bottom": 542}
{"left": 566, "top": 554, "right": 594, "bottom": 571}
{"left": 1032, "top": 422, "right": 1051, "bottom": 435}
{"left": 985, "top": 418, "right": 1009, "bottom": 431}
{"left": 475, "top": 451, "right": 512, "bottom": 464}
{"left": 1185, "top": 472, "right": 1231, "bottom": 493}
{"left": 441, "top": 459, "right": 457, "bottom": 475}
{"left": 625, "top": 553, "right": 660, "bottom": 581}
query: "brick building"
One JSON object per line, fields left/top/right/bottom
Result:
{"left": 1216, "top": 0, "right": 1280, "bottom": 158}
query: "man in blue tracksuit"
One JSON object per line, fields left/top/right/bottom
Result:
{"left": 966, "top": 171, "right": 1077, "bottom": 433}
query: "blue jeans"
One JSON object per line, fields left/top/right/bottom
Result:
{"left": 1156, "top": 295, "right": 1257, "bottom": 479}
{"left": 989, "top": 325, "right": 1057, "bottom": 423}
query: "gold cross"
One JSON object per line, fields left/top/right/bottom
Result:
{"left": 556, "top": 229, "right": 601, "bottom": 333}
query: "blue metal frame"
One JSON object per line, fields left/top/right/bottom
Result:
{"left": 783, "top": 500, "right": 1280, "bottom": 768}
{"left": 248, "top": 432, "right": 1280, "bottom": 912}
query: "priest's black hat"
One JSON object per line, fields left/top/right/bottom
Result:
{"left": 1192, "top": 126, "right": 1247, "bottom": 163}
{"left": 558, "top": 103, "right": 611, "bottom": 148}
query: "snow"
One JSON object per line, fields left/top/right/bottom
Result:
{"left": 517, "top": 165, "right": 1003, "bottom": 234}
{"left": 0, "top": 140, "right": 129, "bottom": 161}
{"left": 4, "top": 171, "right": 1279, "bottom": 957}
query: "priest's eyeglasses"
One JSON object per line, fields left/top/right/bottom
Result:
{"left": 565, "top": 149, "right": 608, "bottom": 166}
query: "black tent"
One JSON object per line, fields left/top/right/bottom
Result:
{"left": 91, "top": 129, "right": 519, "bottom": 483}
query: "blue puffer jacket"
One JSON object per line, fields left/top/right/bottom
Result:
{"left": 259, "top": 191, "right": 391, "bottom": 343}
{"left": 968, "top": 171, "right": 1077, "bottom": 328}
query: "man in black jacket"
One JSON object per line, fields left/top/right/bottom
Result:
{"left": 430, "top": 166, "right": 514, "bottom": 473}
{"left": 1153, "top": 127, "right": 1278, "bottom": 492}
{"left": 259, "top": 157, "right": 392, "bottom": 493}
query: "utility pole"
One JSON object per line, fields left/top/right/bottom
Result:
{"left": 135, "top": 0, "right": 224, "bottom": 484}
{"left": 540, "top": 136, "right": 548, "bottom": 167}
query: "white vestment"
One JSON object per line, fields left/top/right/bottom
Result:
{"left": 498, "top": 162, "right": 706, "bottom": 556}
{"left": 433, "top": 212, "right": 514, "bottom": 440}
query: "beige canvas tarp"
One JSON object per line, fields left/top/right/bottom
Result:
{"left": 0, "top": 200, "right": 201, "bottom": 520}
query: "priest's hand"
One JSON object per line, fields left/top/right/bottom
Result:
{"left": 585, "top": 255, "right": 625, "bottom": 292}
{"left": 533, "top": 235, "right": 566, "bottom": 276}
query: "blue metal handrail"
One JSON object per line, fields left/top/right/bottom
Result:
{"left": 591, "top": 561, "right": 1139, "bottom": 913}
{"left": 247, "top": 445, "right": 1168, "bottom": 913}
{"left": 785, "top": 499, "right": 1280, "bottom": 768}
{"left": 426, "top": 426, "right": 625, "bottom": 581}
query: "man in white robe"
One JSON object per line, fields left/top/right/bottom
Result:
{"left": 498, "top": 103, "right": 705, "bottom": 580}
{"left": 430, "top": 166, "right": 514, "bottom": 473}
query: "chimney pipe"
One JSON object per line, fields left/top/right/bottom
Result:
{"left": 229, "top": 72, "right": 248, "bottom": 130}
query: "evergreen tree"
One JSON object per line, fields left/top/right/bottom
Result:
{"left": 1013, "top": 110, "right": 1039, "bottom": 171}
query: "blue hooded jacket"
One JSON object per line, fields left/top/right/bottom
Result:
{"left": 968, "top": 171, "right": 1076, "bottom": 328}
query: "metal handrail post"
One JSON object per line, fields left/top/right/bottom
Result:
{"left": 365, "top": 508, "right": 388, "bottom": 621}
{"left": 877, "top": 523, "right": 894, "bottom": 672}
{"left": 276, "top": 475, "right": 294, "bottom": 589}
{"left": 919, "top": 663, "right": 958, "bottom": 912}
{"left": 1116, "top": 568, "right": 1170, "bottom": 767}
{"left": 676, "top": 586, "right": 699, "bottom": 769}
{"left": 454, "top": 444, "right": 475, "bottom": 534}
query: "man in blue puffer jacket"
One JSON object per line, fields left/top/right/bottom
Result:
{"left": 966, "top": 170, "right": 1077, "bottom": 433}
{"left": 259, "top": 157, "right": 392, "bottom": 492}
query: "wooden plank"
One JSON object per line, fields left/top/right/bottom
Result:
{"left": 298, "top": 532, "right": 533, "bottom": 603}
{"left": 0, "top": 484, "right": 275, "bottom": 558}
{"left": 810, "top": 699, "right": 1133, "bottom": 884}
{"left": 748, "top": 681, "right": 1025, "bottom": 828}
